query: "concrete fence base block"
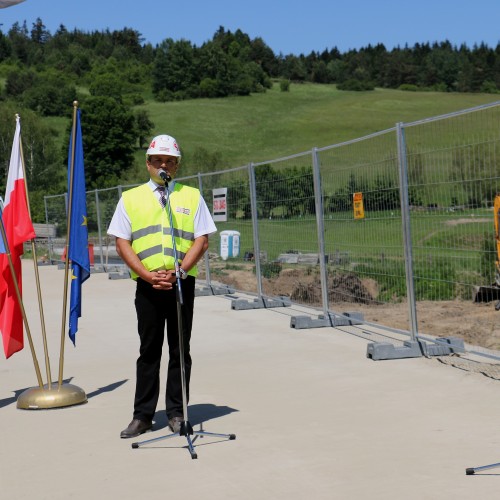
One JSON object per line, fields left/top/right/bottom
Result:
{"left": 366, "top": 341, "right": 423, "bottom": 360}
{"left": 231, "top": 296, "right": 291, "bottom": 310}
{"left": 335, "top": 311, "right": 364, "bottom": 326}
{"left": 290, "top": 311, "right": 364, "bottom": 329}
{"left": 108, "top": 271, "right": 130, "bottom": 280}
{"left": 196, "top": 285, "right": 235, "bottom": 296}
{"left": 367, "top": 337, "right": 465, "bottom": 360}
{"left": 290, "top": 315, "right": 331, "bottom": 329}
{"left": 420, "top": 336, "right": 465, "bottom": 356}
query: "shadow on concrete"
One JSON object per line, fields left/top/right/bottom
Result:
{"left": 152, "top": 402, "right": 239, "bottom": 431}
{"left": 86, "top": 379, "right": 128, "bottom": 399}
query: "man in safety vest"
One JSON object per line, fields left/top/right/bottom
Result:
{"left": 108, "top": 134, "right": 217, "bottom": 439}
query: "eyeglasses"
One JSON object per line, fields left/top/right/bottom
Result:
{"left": 149, "top": 158, "right": 178, "bottom": 168}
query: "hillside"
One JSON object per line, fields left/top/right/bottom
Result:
{"left": 127, "top": 83, "right": 500, "bottom": 182}
{"left": 41, "top": 83, "right": 500, "bottom": 185}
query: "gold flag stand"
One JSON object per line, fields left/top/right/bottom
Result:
{"left": 16, "top": 383, "right": 86, "bottom": 409}
{"left": 11, "top": 105, "right": 87, "bottom": 409}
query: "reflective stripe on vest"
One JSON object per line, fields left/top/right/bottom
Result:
{"left": 122, "top": 183, "right": 200, "bottom": 280}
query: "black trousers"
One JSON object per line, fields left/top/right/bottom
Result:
{"left": 133, "top": 276, "right": 195, "bottom": 422}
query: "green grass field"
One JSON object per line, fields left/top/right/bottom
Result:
{"left": 215, "top": 209, "right": 492, "bottom": 260}
{"left": 143, "top": 84, "right": 497, "bottom": 165}
{"left": 91, "top": 82, "right": 500, "bottom": 182}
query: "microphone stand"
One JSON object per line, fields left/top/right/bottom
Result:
{"left": 132, "top": 173, "right": 235, "bottom": 459}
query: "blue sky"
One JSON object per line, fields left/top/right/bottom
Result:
{"left": 1, "top": 0, "right": 499, "bottom": 55}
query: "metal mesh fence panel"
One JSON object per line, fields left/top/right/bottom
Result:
{"left": 317, "top": 130, "right": 408, "bottom": 331}
{"left": 402, "top": 103, "right": 500, "bottom": 350}
{"left": 89, "top": 185, "right": 129, "bottom": 269}
{"left": 252, "top": 152, "right": 318, "bottom": 304}
{"left": 43, "top": 193, "right": 67, "bottom": 263}
{"left": 193, "top": 166, "right": 258, "bottom": 294}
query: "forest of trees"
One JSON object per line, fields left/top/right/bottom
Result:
{"left": 2, "top": 20, "right": 500, "bottom": 103}
{"left": 1, "top": 19, "right": 500, "bottom": 219}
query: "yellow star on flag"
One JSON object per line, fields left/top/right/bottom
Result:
{"left": 81, "top": 215, "right": 87, "bottom": 226}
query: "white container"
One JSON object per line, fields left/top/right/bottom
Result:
{"left": 220, "top": 230, "right": 240, "bottom": 260}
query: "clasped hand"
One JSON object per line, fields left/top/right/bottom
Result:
{"left": 150, "top": 269, "right": 176, "bottom": 290}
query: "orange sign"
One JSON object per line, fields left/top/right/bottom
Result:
{"left": 353, "top": 192, "right": 365, "bottom": 219}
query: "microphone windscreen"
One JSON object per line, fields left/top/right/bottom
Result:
{"left": 158, "top": 169, "right": 171, "bottom": 183}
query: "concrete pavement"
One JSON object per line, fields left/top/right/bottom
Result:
{"left": 1, "top": 261, "right": 500, "bottom": 499}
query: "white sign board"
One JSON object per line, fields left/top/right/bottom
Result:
{"left": 212, "top": 187, "right": 227, "bottom": 222}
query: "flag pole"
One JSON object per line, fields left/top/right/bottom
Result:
{"left": 17, "top": 114, "right": 53, "bottom": 390}
{"left": 0, "top": 207, "right": 44, "bottom": 388}
{"left": 45, "top": 101, "right": 87, "bottom": 406}
{"left": 58, "top": 102, "right": 77, "bottom": 387}
{"left": 16, "top": 106, "right": 86, "bottom": 409}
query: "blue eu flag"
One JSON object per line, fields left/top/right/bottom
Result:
{"left": 68, "top": 109, "right": 90, "bottom": 345}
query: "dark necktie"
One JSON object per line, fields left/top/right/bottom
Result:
{"left": 157, "top": 186, "right": 166, "bottom": 208}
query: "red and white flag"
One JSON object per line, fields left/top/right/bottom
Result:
{"left": 0, "top": 116, "right": 36, "bottom": 358}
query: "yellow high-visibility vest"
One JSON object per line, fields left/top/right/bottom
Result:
{"left": 122, "top": 183, "right": 200, "bottom": 280}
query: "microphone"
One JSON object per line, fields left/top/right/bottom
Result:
{"left": 158, "top": 169, "right": 171, "bottom": 184}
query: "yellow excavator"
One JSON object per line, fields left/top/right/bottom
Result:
{"left": 474, "top": 194, "right": 500, "bottom": 307}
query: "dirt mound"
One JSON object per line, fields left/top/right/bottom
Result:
{"left": 221, "top": 267, "right": 377, "bottom": 306}
{"left": 329, "top": 273, "right": 375, "bottom": 304}
{"left": 290, "top": 282, "right": 321, "bottom": 303}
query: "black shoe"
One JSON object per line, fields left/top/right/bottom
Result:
{"left": 168, "top": 416, "right": 183, "bottom": 433}
{"left": 120, "top": 419, "right": 152, "bottom": 439}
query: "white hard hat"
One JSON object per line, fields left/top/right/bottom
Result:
{"left": 146, "top": 134, "right": 181, "bottom": 158}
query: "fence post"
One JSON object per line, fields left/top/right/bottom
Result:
{"left": 43, "top": 195, "right": 54, "bottom": 263}
{"left": 197, "top": 172, "right": 212, "bottom": 289}
{"left": 396, "top": 122, "right": 418, "bottom": 341}
{"left": 94, "top": 188, "right": 105, "bottom": 269}
{"left": 248, "top": 162, "right": 263, "bottom": 298}
{"left": 312, "top": 148, "right": 329, "bottom": 318}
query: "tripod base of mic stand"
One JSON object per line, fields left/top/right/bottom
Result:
{"left": 466, "top": 461, "right": 500, "bottom": 475}
{"left": 131, "top": 420, "right": 236, "bottom": 459}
